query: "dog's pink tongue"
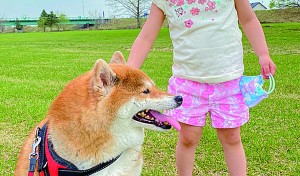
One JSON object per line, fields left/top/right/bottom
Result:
{"left": 150, "top": 111, "right": 181, "bottom": 131}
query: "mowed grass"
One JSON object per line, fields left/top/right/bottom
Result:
{"left": 0, "top": 23, "right": 299, "bottom": 175}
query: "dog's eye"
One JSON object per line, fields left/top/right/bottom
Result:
{"left": 142, "top": 89, "right": 150, "bottom": 94}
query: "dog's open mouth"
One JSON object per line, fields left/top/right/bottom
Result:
{"left": 133, "top": 109, "right": 181, "bottom": 131}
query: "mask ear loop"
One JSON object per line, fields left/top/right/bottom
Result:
{"left": 266, "top": 74, "right": 275, "bottom": 94}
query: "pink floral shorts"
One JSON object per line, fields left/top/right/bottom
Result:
{"left": 167, "top": 76, "right": 249, "bottom": 128}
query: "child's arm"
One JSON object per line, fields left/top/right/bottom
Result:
{"left": 235, "top": 0, "right": 276, "bottom": 78}
{"left": 127, "top": 3, "right": 165, "bottom": 69}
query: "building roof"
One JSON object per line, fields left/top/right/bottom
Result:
{"left": 251, "top": 2, "right": 268, "bottom": 9}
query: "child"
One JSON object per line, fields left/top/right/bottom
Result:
{"left": 127, "top": 0, "right": 276, "bottom": 175}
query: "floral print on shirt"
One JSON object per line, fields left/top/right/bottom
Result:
{"left": 184, "top": 19, "right": 194, "bottom": 28}
{"left": 166, "top": 0, "right": 220, "bottom": 28}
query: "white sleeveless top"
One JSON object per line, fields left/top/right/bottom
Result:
{"left": 153, "top": 0, "right": 244, "bottom": 83}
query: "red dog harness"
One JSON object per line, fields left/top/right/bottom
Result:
{"left": 28, "top": 123, "right": 121, "bottom": 176}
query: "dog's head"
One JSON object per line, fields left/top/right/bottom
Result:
{"left": 49, "top": 51, "right": 182, "bottom": 134}
{"left": 96, "top": 51, "right": 182, "bottom": 132}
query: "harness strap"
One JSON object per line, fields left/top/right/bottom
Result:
{"left": 58, "top": 154, "right": 122, "bottom": 176}
{"left": 38, "top": 124, "right": 48, "bottom": 172}
{"left": 28, "top": 123, "right": 122, "bottom": 176}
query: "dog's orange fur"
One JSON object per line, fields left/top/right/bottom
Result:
{"left": 15, "top": 52, "right": 176, "bottom": 175}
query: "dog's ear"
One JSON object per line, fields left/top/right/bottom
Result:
{"left": 110, "top": 51, "right": 126, "bottom": 65}
{"left": 92, "top": 59, "right": 116, "bottom": 95}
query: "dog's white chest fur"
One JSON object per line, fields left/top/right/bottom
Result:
{"left": 75, "top": 119, "right": 145, "bottom": 176}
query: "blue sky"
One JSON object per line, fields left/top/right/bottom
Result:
{"left": 0, "top": 0, "right": 270, "bottom": 19}
{"left": 0, "top": 0, "right": 108, "bottom": 18}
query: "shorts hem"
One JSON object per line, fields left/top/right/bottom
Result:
{"left": 177, "top": 118, "right": 206, "bottom": 127}
{"left": 211, "top": 119, "right": 249, "bottom": 129}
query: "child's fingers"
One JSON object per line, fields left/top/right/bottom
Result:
{"left": 261, "top": 62, "right": 276, "bottom": 79}
{"left": 261, "top": 67, "right": 270, "bottom": 79}
{"left": 259, "top": 56, "right": 276, "bottom": 79}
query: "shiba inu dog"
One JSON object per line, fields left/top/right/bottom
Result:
{"left": 15, "top": 51, "right": 182, "bottom": 176}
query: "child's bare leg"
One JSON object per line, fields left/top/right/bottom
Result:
{"left": 216, "top": 127, "right": 246, "bottom": 176}
{"left": 176, "top": 123, "right": 203, "bottom": 176}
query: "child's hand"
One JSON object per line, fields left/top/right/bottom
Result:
{"left": 259, "top": 55, "right": 276, "bottom": 79}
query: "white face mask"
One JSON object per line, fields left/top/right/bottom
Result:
{"left": 239, "top": 74, "right": 275, "bottom": 108}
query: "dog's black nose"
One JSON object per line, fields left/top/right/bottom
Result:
{"left": 174, "top": 95, "right": 183, "bottom": 106}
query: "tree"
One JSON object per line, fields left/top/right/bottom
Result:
{"left": 15, "top": 18, "right": 23, "bottom": 31}
{"left": 37, "top": 10, "right": 59, "bottom": 32}
{"left": 38, "top": 9, "right": 48, "bottom": 32}
{"left": 0, "top": 15, "right": 5, "bottom": 33}
{"left": 106, "top": 0, "right": 151, "bottom": 28}
{"left": 57, "top": 13, "right": 69, "bottom": 31}
{"left": 270, "top": 0, "right": 300, "bottom": 9}
{"left": 47, "top": 11, "right": 59, "bottom": 31}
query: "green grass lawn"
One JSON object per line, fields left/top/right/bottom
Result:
{"left": 0, "top": 23, "right": 299, "bottom": 175}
